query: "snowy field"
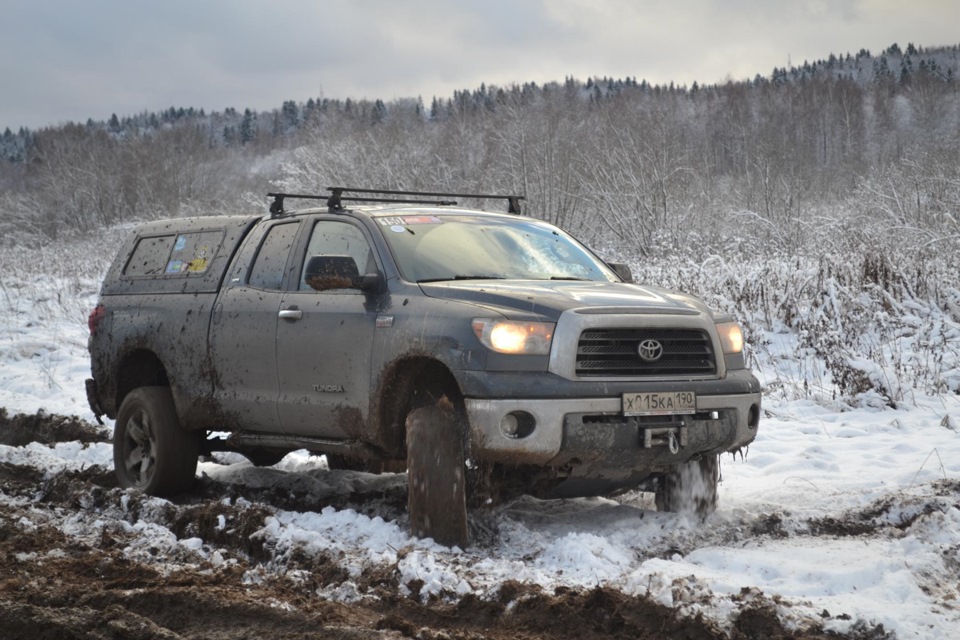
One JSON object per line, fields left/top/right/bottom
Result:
{"left": 1, "top": 231, "right": 959, "bottom": 638}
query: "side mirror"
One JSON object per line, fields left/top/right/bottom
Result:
{"left": 304, "top": 255, "right": 384, "bottom": 294}
{"left": 607, "top": 262, "right": 633, "bottom": 283}
{"left": 304, "top": 255, "right": 360, "bottom": 291}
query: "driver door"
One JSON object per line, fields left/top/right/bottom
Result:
{"left": 275, "top": 219, "right": 380, "bottom": 438}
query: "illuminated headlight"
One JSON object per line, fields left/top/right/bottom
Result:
{"left": 716, "top": 321, "right": 744, "bottom": 354}
{"left": 472, "top": 319, "right": 555, "bottom": 355}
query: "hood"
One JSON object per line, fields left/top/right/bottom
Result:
{"left": 417, "top": 280, "right": 708, "bottom": 321}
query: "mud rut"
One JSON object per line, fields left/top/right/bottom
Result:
{"left": 0, "top": 409, "right": 891, "bottom": 640}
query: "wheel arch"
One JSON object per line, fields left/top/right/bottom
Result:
{"left": 115, "top": 349, "right": 171, "bottom": 412}
{"left": 374, "top": 355, "right": 464, "bottom": 457}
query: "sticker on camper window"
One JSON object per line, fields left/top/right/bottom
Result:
{"left": 173, "top": 235, "right": 188, "bottom": 251}
{"left": 186, "top": 258, "right": 208, "bottom": 273}
{"left": 165, "top": 260, "right": 185, "bottom": 274}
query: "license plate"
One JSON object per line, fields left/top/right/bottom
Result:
{"left": 623, "top": 391, "right": 696, "bottom": 416}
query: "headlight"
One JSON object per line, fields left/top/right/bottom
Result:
{"left": 472, "top": 319, "right": 555, "bottom": 355}
{"left": 716, "top": 321, "right": 744, "bottom": 354}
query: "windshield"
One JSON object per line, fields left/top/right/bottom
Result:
{"left": 375, "top": 213, "right": 619, "bottom": 283}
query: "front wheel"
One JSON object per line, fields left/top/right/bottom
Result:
{"left": 114, "top": 386, "right": 200, "bottom": 496}
{"left": 655, "top": 454, "right": 719, "bottom": 518}
{"left": 405, "top": 401, "right": 469, "bottom": 548}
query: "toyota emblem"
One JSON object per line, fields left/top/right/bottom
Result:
{"left": 637, "top": 339, "right": 664, "bottom": 362}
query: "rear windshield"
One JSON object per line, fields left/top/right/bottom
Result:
{"left": 375, "top": 214, "right": 618, "bottom": 283}
{"left": 123, "top": 231, "right": 223, "bottom": 277}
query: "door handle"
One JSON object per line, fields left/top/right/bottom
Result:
{"left": 278, "top": 307, "right": 303, "bottom": 321}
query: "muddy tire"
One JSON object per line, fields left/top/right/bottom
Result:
{"left": 114, "top": 386, "right": 200, "bottom": 496}
{"left": 655, "top": 454, "right": 719, "bottom": 518}
{"left": 405, "top": 403, "right": 469, "bottom": 548}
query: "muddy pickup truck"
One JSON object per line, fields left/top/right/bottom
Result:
{"left": 87, "top": 187, "right": 761, "bottom": 546}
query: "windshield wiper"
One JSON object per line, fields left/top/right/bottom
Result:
{"left": 550, "top": 276, "right": 591, "bottom": 281}
{"left": 417, "top": 275, "right": 505, "bottom": 283}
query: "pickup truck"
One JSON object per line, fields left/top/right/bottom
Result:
{"left": 87, "top": 187, "right": 762, "bottom": 547}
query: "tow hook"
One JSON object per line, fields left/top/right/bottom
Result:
{"left": 667, "top": 430, "right": 679, "bottom": 454}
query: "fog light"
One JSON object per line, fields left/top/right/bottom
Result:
{"left": 500, "top": 414, "right": 520, "bottom": 437}
{"left": 499, "top": 411, "right": 536, "bottom": 439}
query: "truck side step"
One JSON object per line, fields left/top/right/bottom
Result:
{"left": 216, "top": 432, "right": 379, "bottom": 459}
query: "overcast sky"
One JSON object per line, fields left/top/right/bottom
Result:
{"left": 2, "top": 0, "right": 958, "bottom": 131}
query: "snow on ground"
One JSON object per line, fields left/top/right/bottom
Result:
{"left": 1, "top": 235, "right": 959, "bottom": 638}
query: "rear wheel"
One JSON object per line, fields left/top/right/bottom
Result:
{"left": 405, "top": 400, "right": 469, "bottom": 548}
{"left": 655, "top": 454, "right": 719, "bottom": 518}
{"left": 113, "top": 386, "right": 200, "bottom": 496}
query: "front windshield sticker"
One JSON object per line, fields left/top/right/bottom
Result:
{"left": 390, "top": 225, "right": 406, "bottom": 233}
{"left": 402, "top": 215, "right": 442, "bottom": 225}
{"left": 377, "top": 216, "right": 443, "bottom": 227}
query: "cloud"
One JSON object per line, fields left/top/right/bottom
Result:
{"left": 1, "top": 0, "right": 958, "bottom": 130}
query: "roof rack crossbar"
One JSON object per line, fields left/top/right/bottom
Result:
{"left": 267, "top": 188, "right": 525, "bottom": 216}
{"left": 328, "top": 187, "right": 524, "bottom": 214}
{"left": 338, "top": 196, "right": 459, "bottom": 206}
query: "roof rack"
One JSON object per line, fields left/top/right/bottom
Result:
{"left": 267, "top": 187, "right": 524, "bottom": 217}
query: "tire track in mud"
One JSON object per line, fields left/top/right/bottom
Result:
{"left": 0, "top": 409, "right": 901, "bottom": 639}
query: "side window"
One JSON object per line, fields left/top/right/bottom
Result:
{"left": 248, "top": 223, "right": 299, "bottom": 290}
{"left": 124, "top": 236, "right": 175, "bottom": 277}
{"left": 122, "top": 231, "right": 223, "bottom": 278}
{"left": 299, "top": 220, "right": 375, "bottom": 291}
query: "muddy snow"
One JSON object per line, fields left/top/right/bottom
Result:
{"left": 1, "top": 235, "right": 958, "bottom": 638}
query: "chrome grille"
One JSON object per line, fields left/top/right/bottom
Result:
{"left": 576, "top": 328, "right": 716, "bottom": 377}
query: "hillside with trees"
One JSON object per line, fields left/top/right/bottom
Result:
{"left": 3, "top": 43, "right": 960, "bottom": 404}
{"left": 2, "top": 42, "right": 958, "bottom": 250}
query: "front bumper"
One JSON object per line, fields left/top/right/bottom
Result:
{"left": 465, "top": 391, "right": 761, "bottom": 468}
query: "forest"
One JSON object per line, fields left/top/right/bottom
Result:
{"left": 2, "top": 43, "right": 960, "bottom": 638}
{"left": 3, "top": 42, "right": 960, "bottom": 404}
